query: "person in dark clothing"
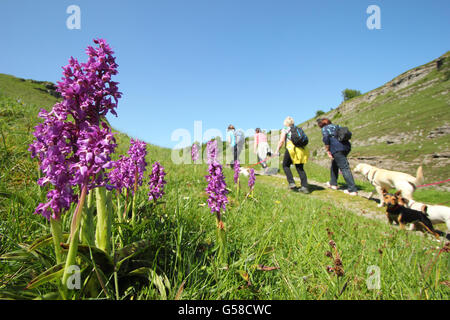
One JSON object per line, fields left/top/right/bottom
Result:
{"left": 317, "top": 118, "right": 357, "bottom": 195}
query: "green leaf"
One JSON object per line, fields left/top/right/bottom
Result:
{"left": 114, "top": 239, "right": 152, "bottom": 271}
{"left": 127, "top": 267, "right": 168, "bottom": 299}
{"left": 0, "top": 249, "right": 35, "bottom": 261}
{"left": 0, "top": 289, "right": 39, "bottom": 300}
{"left": 28, "top": 233, "right": 70, "bottom": 252}
{"left": 34, "top": 292, "right": 61, "bottom": 300}
{"left": 60, "top": 243, "right": 114, "bottom": 275}
{"left": 26, "top": 263, "right": 65, "bottom": 290}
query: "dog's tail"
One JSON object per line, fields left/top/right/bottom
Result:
{"left": 415, "top": 166, "right": 424, "bottom": 186}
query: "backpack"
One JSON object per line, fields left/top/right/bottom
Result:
{"left": 289, "top": 126, "right": 309, "bottom": 148}
{"left": 235, "top": 129, "right": 245, "bottom": 145}
{"left": 336, "top": 126, "right": 352, "bottom": 142}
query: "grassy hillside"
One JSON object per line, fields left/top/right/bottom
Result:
{"left": 0, "top": 69, "right": 449, "bottom": 300}
{"left": 298, "top": 52, "right": 450, "bottom": 187}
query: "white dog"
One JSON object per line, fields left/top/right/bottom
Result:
{"left": 353, "top": 163, "right": 424, "bottom": 207}
{"left": 239, "top": 167, "right": 250, "bottom": 177}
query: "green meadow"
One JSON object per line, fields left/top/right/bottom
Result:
{"left": 0, "top": 61, "right": 449, "bottom": 300}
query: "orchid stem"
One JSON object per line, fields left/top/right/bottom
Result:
{"left": 131, "top": 169, "right": 138, "bottom": 226}
{"left": 215, "top": 214, "right": 227, "bottom": 266}
{"left": 95, "top": 186, "right": 111, "bottom": 255}
{"left": 50, "top": 217, "right": 63, "bottom": 264}
{"left": 62, "top": 183, "right": 88, "bottom": 299}
{"left": 80, "top": 191, "right": 95, "bottom": 246}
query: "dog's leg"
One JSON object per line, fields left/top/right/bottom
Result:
{"left": 398, "top": 215, "right": 406, "bottom": 230}
{"left": 375, "top": 186, "right": 385, "bottom": 207}
{"left": 445, "top": 219, "right": 450, "bottom": 233}
{"left": 386, "top": 212, "right": 393, "bottom": 224}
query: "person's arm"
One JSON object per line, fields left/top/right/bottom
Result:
{"left": 275, "top": 131, "right": 286, "bottom": 155}
{"left": 322, "top": 129, "right": 333, "bottom": 159}
{"left": 325, "top": 145, "right": 333, "bottom": 159}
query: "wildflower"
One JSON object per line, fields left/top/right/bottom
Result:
{"left": 206, "top": 139, "right": 218, "bottom": 164}
{"left": 128, "top": 138, "right": 148, "bottom": 192}
{"left": 71, "top": 123, "right": 117, "bottom": 187}
{"left": 108, "top": 156, "right": 134, "bottom": 193}
{"left": 329, "top": 240, "right": 336, "bottom": 248}
{"left": 248, "top": 168, "right": 255, "bottom": 191}
{"left": 29, "top": 39, "right": 121, "bottom": 220}
{"left": 233, "top": 160, "right": 240, "bottom": 184}
{"left": 205, "top": 161, "right": 229, "bottom": 217}
{"left": 108, "top": 138, "right": 147, "bottom": 195}
{"left": 148, "top": 161, "right": 167, "bottom": 202}
{"left": 191, "top": 143, "right": 199, "bottom": 163}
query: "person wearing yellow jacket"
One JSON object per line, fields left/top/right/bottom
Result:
{"left": 275, "top": 116, "right": 310, "bottom": 193}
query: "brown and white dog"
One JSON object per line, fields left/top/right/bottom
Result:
{"left": 353, "top": 163, "right": 424, "bottom": 207}
{"left": 382, "top": 189, "right": 444, "bottom": 239}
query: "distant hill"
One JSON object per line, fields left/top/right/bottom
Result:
{"left": 298, "top": 52, "right": 450, "bottom": 189}
{"left": 0, "top": 73, "right": 171, "bottom": 200}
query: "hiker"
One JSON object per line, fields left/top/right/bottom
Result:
{"left": 253, "top": 128, "right": 272, "bottom": 173}
{"left": 317, "top": 118, "right": 358, "bottom": 196}
{"left": 235, "top": 127, "right": 245, "bottom": 164}
{"left": 227, "top": 125, "right": 245, "bottom": 169}
{"left": 274, "top": 116, "right": 310, "bottom": 193}
{"left": 226, "top": 125, "right": 237, "bottom": 168}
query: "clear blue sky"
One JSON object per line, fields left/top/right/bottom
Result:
{"left": 1, "top": 0, "right": 449, "bottom": 148}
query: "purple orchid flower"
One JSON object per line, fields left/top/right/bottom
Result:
{"left": 148, "top": 161, "right": 167, "bottom": 202}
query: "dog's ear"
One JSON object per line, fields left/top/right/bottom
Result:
{"left": 381, "top": 188, "right": 388, "bottom": 195}
{"left": 395, "top": 190, "right": 402, "bottom": 197}
{"left": 421, "top": 205, "right": 428, "bottom": 213}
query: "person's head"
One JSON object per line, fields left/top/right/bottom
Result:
{"left": 227, "top": 124, "right": 235, "bottom": 131}
{"left": 283, "top": 116, "right": 295, "bottom": 127}
{"left": 317, "top": 118, "right": 331, "bottom": 128}
{"left": 255, "top": 128, "right": 261, "bottom": 133}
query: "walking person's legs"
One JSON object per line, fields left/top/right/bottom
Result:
{"left": 294, "top": 163, "right": 310, "bottom": 193}
{"left": 257, "top": 154, "right": 268, "bottom": 169}
{"left": 329, "top": 158, "right": 339, "bottom": 187}
{"left": 231, "top": 144, "right": 238, "bottom": 169}
{"left": 333, "top": 151, "right": 357, "bottom": 193}
{"left": 282, "top": 149, "right": 296, "bottom": 189}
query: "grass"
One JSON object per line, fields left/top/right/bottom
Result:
{"left": 1, "top": 158, "right": 449, "bottom": 299}
{"left": 0, "top": 66, "right": 449, "bottom": 300}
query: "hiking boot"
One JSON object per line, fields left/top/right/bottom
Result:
{"left": 288, "top": 183, "right": 297, "bottom": 190}
{"left": 299, "top": 186, "right": 310, "bottom": 194}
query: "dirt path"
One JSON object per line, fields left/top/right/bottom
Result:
{"left": 257, "top": 171, "right": 449, "bottom": 236}
{"left": 257, "top": 171, "right": 392, "bottom": 223}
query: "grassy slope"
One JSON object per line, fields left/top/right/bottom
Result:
{"left": 0, "top": 72, "right": 449, "bottom": 300}
{"left": 298, "top": 52, "right": 450, "bottom": 185}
